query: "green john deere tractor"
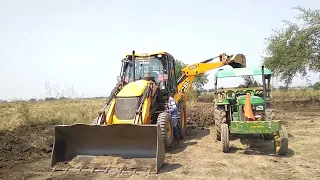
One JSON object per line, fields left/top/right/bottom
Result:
{"left": 213, "top": 65, "right": 288, "bottom": 155}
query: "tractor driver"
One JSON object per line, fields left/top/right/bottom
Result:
{"left": 163, "top": 91, "right": 181, "bottom": 148}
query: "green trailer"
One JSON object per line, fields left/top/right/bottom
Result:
{"left": 213, "top": 66, "right": 288, "bottom": 155}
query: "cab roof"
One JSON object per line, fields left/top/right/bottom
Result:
{"left": 125, "top": 51, "right": 174, "bottom": 59}
{"left": 215, "top": 67, "right": 272, "bottom": 78}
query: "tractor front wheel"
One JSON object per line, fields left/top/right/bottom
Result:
{"left": 214, "top": 105, "right": 227, "bottom": 141}
{"left": 274, "top": 125, "right": 288, "bottom": 156}
{"left": 221, "top": 124, "right": 230, "bottom": 153}
{"left": 157, "top": 112, "right": 174, "bottom": 148}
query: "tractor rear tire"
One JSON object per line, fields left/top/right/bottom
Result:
{"left": 177, "top": 101, "right": 187, "bottom": 139}
{"left": 274, "top": 125, "right": 288, "bottom": 156}
{"left": 157, "top": 112, "right": 174, "bottom": 148}
{"left": 264, "top": 109, "right": 276, "bottom": 140}
{"left": 221, "top": 124, "right": 230, "bottom": 153}
{"left": 214, "top": 105, "right": 227, "bottom": 141}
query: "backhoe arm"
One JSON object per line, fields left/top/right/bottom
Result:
{"left": 174, "top": 53, "right": 246, "bottom": 102}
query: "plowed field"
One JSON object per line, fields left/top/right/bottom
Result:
{"left": 1, "top": 101, "right": 320, "bottom": 180}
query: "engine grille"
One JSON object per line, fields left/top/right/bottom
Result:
{"left": 115, "top": 97, "right": 139, "bottom": 120}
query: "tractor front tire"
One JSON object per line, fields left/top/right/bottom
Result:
{"left": 274, "top": 125, "right": 289, "bottom": 156}
{"left": 157, "top": 112, "right": 174, "bottom": 148}
{"left": 221, "top": 124, "right": 230, "bottom": 153}
{"left": 214, "top": 105, "right": 227, "bottom": 141}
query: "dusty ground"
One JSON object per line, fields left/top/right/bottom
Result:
{"left": 0, "top": 101, "right": 320, "bottom": 180}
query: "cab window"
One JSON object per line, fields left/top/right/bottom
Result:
{"left": 124, "top": 57, "right": 165, "bottom": 84}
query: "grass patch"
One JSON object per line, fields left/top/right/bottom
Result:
{"left": 0, "top": 98, "right": 105, "bottom": 130}
{"left": 271, "top": 89, "right": 320, "bottom": 101}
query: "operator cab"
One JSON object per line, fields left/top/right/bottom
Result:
{"left": 120, "top": 52, "right": 178, "bottom": 96}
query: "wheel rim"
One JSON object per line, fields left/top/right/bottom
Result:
{"left": 274, "top": 131, "right": 280, "bottom": 152}
{"left": 166, "top": 119, "right": 172, "bottom": 138}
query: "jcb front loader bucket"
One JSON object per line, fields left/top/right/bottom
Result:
{"left": 50, "top": 124, "right": 165, "bottom": 174}
{"left": 227, "top": 54, "right": 247, "bottom": 68}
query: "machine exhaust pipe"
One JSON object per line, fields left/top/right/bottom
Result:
{"left": 132, "top": 50, "right": 136, "bottom": 82}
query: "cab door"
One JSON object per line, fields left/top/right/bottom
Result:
{"left": 167, "top": 55, "right": 177, "bottom": 95}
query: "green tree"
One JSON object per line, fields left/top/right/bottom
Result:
{"left": 238, "top": 76, "right": 262, "bottom": 88}
{"left": 175, "top": 59, "right": 209, "bottom": 90}
{"left": 310, "top": 81, "right": 320, "bottom": 90}
{"left": 263, "top": 6, "right": 320, "bottom": 86}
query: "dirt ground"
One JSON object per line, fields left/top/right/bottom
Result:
{"left": 1, "top": 101, "right": 320, "bottom": 180}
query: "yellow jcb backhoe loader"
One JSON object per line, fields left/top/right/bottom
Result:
{"left": 50, "top": 51, "right": 246, "bottom": 175}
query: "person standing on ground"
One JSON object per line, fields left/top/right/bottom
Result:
{"left": 163, "top": 92, "right": 181, "bottom": 148}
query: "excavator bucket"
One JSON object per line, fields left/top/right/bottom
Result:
{"left": 50, "top": 123, "right": 165, "bottom": 174}
{"left": 227, "top": 54, "right": 247, "bottom": 68}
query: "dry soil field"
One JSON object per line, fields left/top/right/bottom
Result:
{"left": 0, "top": 100, "right": 320, "bottom": 180}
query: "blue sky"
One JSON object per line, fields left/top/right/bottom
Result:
{"left": 1, "top": 0, "right": 319, "bottom": 100}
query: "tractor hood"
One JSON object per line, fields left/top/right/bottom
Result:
{"left": 117, "top": 80, "right": 149, "bottom": 97}
{"left": 237, "top": 95, "right": 264, "bottom": 105}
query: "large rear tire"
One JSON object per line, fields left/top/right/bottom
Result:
{"left": 221, "top": 124, "right": 230, "bottom": 153}
{"left": 177, "top": 101, "right": 187, "bottom": 139}
{"left": 157, "top": 112, "right": 174, "bottom": 148}
{"left": 214, "top": 105, "right": 227, "bottom": 141}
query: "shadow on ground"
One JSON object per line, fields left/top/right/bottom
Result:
{"left": 167, "top": 127, "right": 210, "bottom": 154}
{"left": 158, "top": 163, "right": 183, "bottom": 174}
{"left": 229, "top": 134, "right": 295, "bottom": 157}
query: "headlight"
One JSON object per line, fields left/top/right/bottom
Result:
{"left": 256, "top": 105, "right": 264, "bottom": 110}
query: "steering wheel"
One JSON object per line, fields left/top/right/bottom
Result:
{"left": 235, "top": 90, "right": 246, "bottom": 98}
